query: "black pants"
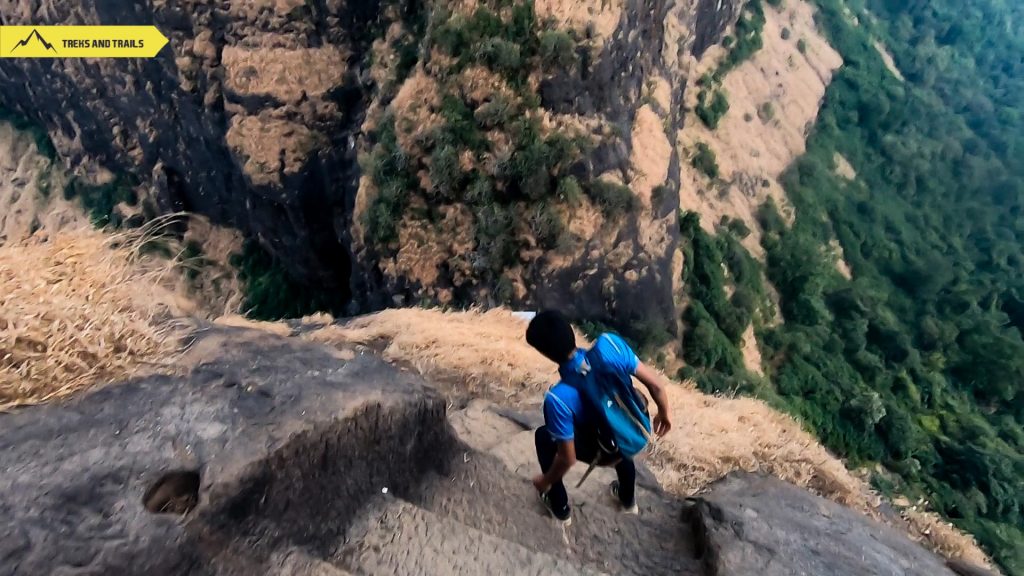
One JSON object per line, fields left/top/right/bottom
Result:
{"left": 534, "top": 424, "right": 636, "bottom": 516}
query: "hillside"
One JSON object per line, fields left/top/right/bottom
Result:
{"left": 0, "top": 0, "right": 1022, "bottom": 571}
{"left": 0, "top": 229, "right": 994, "bottom": 571}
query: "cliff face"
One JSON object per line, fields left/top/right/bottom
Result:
{"left": 0, "top": 0, "right": 741, "bottom": 334}
{"left": 0, "top": 0, "right": 379, "bottom": 296}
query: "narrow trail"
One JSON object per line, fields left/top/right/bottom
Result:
{"left": 331, "top": 399, "right": 702, "bottom": 575}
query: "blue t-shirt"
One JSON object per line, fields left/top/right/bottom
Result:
{"left": 544, "top": 381, "right": 587, "bottom": 441}
{"left": 542, "top": 334, "right": 639, "bottom": 442}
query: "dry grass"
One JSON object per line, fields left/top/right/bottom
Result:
{"left": 221, "top": 45, "right": 349, "bottom": 104}
{"left": 628, "top": 104, "right": 672, "bottom": 207}
{"left": 0, "top": 223, "right": 189, "bottom": 410}
{"left": 226, "top": 112, "right": 326, "bottom": 187}
{"left": 305, "top": 306, "right": 993, "bottom": 568}
{"left": 678, "top": 0, "right": 843, "bottom": 259}
{"left": 535, "top": 0, "right": 622, "bottom": 45}
{"left": 306, "top": 307, "right": 561, "bottom": 401}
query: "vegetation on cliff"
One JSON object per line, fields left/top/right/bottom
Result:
{"left": 364, "top": 0, "right": 637, "bottom": 304}
{"left": 687, "top": 0, "right": 1024, "bottom": 570}
{"left": 695, "top": 0, "right": 767, "bottom": 130}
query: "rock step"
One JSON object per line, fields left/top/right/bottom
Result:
{"left": 406, "top": 441, "right": 701, "bottom": 575}
{"left": 449, "top": 401, "right": 663, "bottom": 507}
{"left": 333, "top": 495, "right": 604, "bottom": 576}
{"left": 272, "top": 549, "right": 355, "bottom": 576}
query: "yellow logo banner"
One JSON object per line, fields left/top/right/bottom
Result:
{"left": 0, "top": 26, "right": 168, "bottom": 58}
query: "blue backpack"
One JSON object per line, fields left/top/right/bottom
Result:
{"left": 571, "top": 333, "right": 653, "bottom": 459}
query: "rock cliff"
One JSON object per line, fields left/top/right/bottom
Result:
{"left": 0, "top": 0, "right": 742, "bottom": 339}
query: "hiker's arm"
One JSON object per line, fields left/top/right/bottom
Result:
{"left": 634, "top": 362, "right": 672, "bottom": 436}
{"left": 533, "top": 440, "right": 576, "bottom": 493}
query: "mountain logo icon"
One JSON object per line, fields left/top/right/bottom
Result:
{"left": 11, "top": 29, "right": 57, "bottom": 54}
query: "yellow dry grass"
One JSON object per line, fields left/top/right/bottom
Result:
{"left": 305, "top": 306, "right": 993, "bottom": 568}
{"left": 628, "top": 104, "right": 672, "bottom": 206}
{"left": 678, "top": 0, "right": 842, "bottom": 259}
{"left": 221, "top": 45, "right": 349, "bottom": 104}
{"left": 0, "top": 224, "right": 188, "bottom": 410}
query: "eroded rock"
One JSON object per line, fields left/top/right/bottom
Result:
{"left": 690, "top": 472, "right": 958, "bottom": 576}
{"left": 0, "top": 326, "right": 451, "bottom": 575}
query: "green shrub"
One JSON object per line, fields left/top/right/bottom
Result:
{"left": 430, "top": 12, "right": 471, "bottom": 57}
{"left": 683, "top": 302, "right": 744, "bottom": 372}
{"left": 364, "top": 117, "right": 414, "bottom": 246}
{"left": 696, "top": 89, "right": 730, "bottom": 129}
{"left": 438, "top": 95, "right": 484, "bottom": 150}
{"left": 64, "top": 175, "right": 139, "bottom": 227}
{"left": 629, "top": 317, "right": 675, "bottom": 357}
{"left": 587, "top": 180, "right": 636, "bottom": 214}
{"left": 474, "top": 94, "right": 517, "bottom": 128}
{"left": 716, "top": 0, "right": 766, "bottom": 76}
{"left": 428, "top": 145, "right": 463, "bottom": 200}
{"left": 465, "top": 173, "right": 494, "bottom": 204}
{"left": 557, "top": 176, "right": 583, "bottom": 204}
{"left": 651, "top": 184, "right": 671, "bottom": 206}
{"left": 781, "top": 27, "right": 791, "bottom": 40}
{"left": 365, "top": 181, "right": 407, "bottom": 246}
{"left": 723, "top": 216, "right": 752, "bottom": 239}
{"left": 527, "top": 202, "right": 566, "bottom": 249}
{"left": 538, "top": 29, "right": 576, "bottom": 69}
{"left": 393, "top": 34, "right": 421, "bottom": 84}
{"left": 231, "top": 240, "right": 346, "bottom": 320}
{"left": 797, "top": 38, "right": 807, "bottom": 53}
{"left": 691, "top": 142, "right": 720, "bottom": 179}
{"left": 473, "top": 203, "right": 518, "bottom": 274}
{"left": 680, "top": 210, "right": 765, "bottom": 347}
{"left": 0, "top": 107, "right": 56, "bottom": 159}
{"left": 478, "top": 37, "right": 522, "bottom": 75}
{"left": 758, "top": 101, "right": 775, "bottom": 122}
{"left": 498, "top": 124, "right": 552, "bottom": 200}
{"left": 464, "top": 5, "right": 504, "bottom": 39}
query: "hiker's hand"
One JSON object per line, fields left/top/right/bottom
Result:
{"left": 532, "top": 474, "right": 550, "bottom": 494}
{"left": 653, "top": 412, "right": 672, "bottom": 437}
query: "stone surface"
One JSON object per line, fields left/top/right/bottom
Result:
{"left": 0, "top": 326, "right": 450, "bottom": 576}
{"left": 690, "top": 472, "right": 959, "bottom": 576}
{"left": 335, "top": 496, "right": 604, "bottom": 575}
{"left": 430, "top": 402, "right": 696, "bottom": 575}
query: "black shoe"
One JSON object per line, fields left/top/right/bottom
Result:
{"left": 610, "top": 481, "right": 639, "bottom": 515}
{"left": 539, "top": 491, "right": 572, "bottom": 525}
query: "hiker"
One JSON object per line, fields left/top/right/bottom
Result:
{"left": 526, "top": 310, "right": 672, "bottom": 524}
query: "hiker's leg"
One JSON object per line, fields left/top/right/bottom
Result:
{"left": 614, "top": 457, "right": 637, "bottom": 506}
{"left": 534, "top": 426, "right": 569, "bottom": 512}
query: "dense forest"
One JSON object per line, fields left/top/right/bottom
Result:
{"left": 682, "top": 0, "right": 1024, "bottom": 571}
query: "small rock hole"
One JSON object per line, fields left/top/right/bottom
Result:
{"left": 143, "top": 470, "right": 200, "bottom": 515}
